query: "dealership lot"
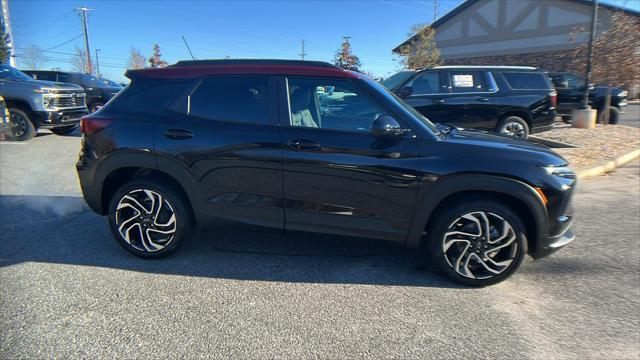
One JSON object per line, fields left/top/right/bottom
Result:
{"left": 1, "top": 126, "right": 639, "bottom": 358}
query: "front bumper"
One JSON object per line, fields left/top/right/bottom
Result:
{"left": 530, "top": 220, "right": 575, "bottom": 259}
{"left": 34, "top": 108, "right": 88, "bottom": 129}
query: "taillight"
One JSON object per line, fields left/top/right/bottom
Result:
{"left": 80, "top": 116, "right": 114, "bottom": 135}
{"left": 549, "top": 91, "right": 557, "bottom": 108}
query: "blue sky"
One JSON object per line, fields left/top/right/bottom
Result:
{"left": 8, "top": 0, "right": 640, "bottom": 81}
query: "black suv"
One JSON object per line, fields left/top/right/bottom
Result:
{"left": 548, "top": 72, "right": 628, "bottom": 124}
{"left": 23, "top": 70, "right": 122, "bottom": 113}
{"left": 381, "top": 66, "right": 557, "bottom": 139}
{"left": 76, "top": 60, "right": 575, "bottom": 286}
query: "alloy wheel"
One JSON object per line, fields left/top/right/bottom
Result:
{"left": 115, "top": 189, "right": 177, "bottom": 252}
{"left": 9, "top": 112, "right": 27, "bottom": 138}
{"left": 500, "top": 122, "right": 526, "bottom": 138}
{"left": 442, "top": 211, "right": 518, "bottom": 280}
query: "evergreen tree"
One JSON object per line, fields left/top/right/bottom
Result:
{"left": 334, "top": 37, "right": 362, "bottom": 72}
{"left": 0, "top": 28, "right": 10, "bottom": 64}
{"left": 148, "top": 44, "right": 168, "bottom": 68}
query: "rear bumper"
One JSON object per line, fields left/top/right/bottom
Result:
{"left": 33, "top": 109, "right": 88, "bottom": 128}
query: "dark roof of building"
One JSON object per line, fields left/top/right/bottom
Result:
{"left": 127, "top": 59, "right": 360, "bottom": 79}
{"left": 392, "top": 0, "right": 640, "bottom": 53}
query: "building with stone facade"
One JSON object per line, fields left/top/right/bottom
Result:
{"left": 393, "top": 0, "right": 640, "bottom": 97}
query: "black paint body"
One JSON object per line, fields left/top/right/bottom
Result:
{"left": 77, "top": 69, "right": 575, "bottom": 259}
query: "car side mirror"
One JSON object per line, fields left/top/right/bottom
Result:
{"left": 397, "top": 86, "right": 413, "bottom": 98}
{"left": 371, "top": 116, "right": 410, "bottom": 137}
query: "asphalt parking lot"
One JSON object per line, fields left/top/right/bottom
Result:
{"left": 1, "top": 127, "right": 639, "bottom": 359}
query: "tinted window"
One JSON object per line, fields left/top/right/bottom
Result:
{"left": 550, "top": 74, "right": 567, "bottom": 88}
{"left": 0, "top": 65, "right": 34, "bottom": 81}
{"left": 58, "top": 73, "right": 74, "bottom": 84}
{"left": 288, "top": 78, "right": 388, "bottom": 133}
{"left": 565, "top": 74, "right": 585, "bottom": 88}
{"left": 449, "top": 71, "right": 486, "bottom": 93}
{"left": 107, "top": 81, "right": 186, "bottom": 115}
{"left": 406, "top": 72, "right": 441, "bottom": 94}
{"left": 189, "top": 77, "right": 269, "bottom": 124}
{"left": 502, "top": 72, "right": 551, "bottom": 90}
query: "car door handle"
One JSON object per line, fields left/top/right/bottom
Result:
{"left": 476, "top": 98, "right": 490, "bottom": 102}
{"left": 433, "top": 99, "right": 445, "bottom": 104}
{"left": 287, "top": 139, "right": 322, "bottom": 151}
{"left": 163, "top": 129, "right": 193, "bottom": 140}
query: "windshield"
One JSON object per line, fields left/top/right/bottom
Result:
{"left": 79, "top": 73, "right": 108, "bottom": 87}
{"left": 0, "top": 65, "right": 35, "bottom": 81}
{"left": 380, "top": 71, "right": 415, "bottom": 90}
{"left": 101, "top": 78, "right": 122, "bottom": 87}
{"left": 363, "top": 77, "right": 440, "bottom": 135}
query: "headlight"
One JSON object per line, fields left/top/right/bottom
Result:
{"left": 540, "top": 165, "right": 576, "bottom": 179}
{"left": 34, "top": 88, "right": 57, "bottom": 94}
{"left": 618, "top": 91, "right": 628, "bottom": 97}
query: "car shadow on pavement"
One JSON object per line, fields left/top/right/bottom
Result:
{"left": 0, "top": 195, "right": 461, "bottom": 288}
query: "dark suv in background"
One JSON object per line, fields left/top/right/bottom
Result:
{"left": 548, "top": 72, "right": 628, "bottom": 124}
{"left": 381, "top": 66, "right": 557, "bottom": 139}
{"left": 23, "top": 70, "right": 122, "bottom": 113}
{"left": 76, "top": 60, "right": 575, "bottom": 287}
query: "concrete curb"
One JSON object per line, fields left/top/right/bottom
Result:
{"left": 576, "top": 148, "right": 640, "bottom": 180}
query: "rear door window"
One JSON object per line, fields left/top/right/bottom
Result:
{"left": 502, "top": 72, "right": 551, "bottom": 90}
{"left": 189, "top": 76, "right": 270, "bottom": 125}
{"left": 449, "top": 71, "right": 486, "bottom": 93}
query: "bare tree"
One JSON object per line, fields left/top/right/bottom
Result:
{"left": 127, "top": 47, "right": 146, "bottom": 69}
{"left": 396, "top": 24, "right": 442, "bottom": 69}
{"left": 20, "top": 44, "right": 48, "bottom": 70}
{"left": 71, "top": 46, "right": 89, "bottom": 73}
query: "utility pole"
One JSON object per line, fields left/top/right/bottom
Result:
{"left": 75, "top": 6, "right": 93, "bottom": 74}
{"left": 299, "top": 39, "right": 307, "bottom": 60}
{"left": 94, "top": 48, "right": 100, "bottom": 77}
{"left": 581, "top": 0, "right": 598, "bottom": 109}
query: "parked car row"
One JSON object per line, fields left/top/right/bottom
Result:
{"left": 0, "top": 65, "right": 123, "bottom": 141}
{"left": 381, "top": 66, "right": 628, "bottom": 139}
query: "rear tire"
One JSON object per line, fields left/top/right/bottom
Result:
{"left": 496, "top": 116, "right": 530, "bottom": 139}
{"left": 51, "top": 124, "right": 78, "bottom": 135}
{"left": 425, "top": 198, "right": 528, "bottom": 287}
{"left": 7, "top": 108, "right": 36, "bottom": 141}
{"left": 107, "top": 177, "right": 194, "bottom": 258}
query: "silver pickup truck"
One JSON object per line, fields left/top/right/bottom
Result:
{"left": 0, "top": 64, "right": 88, "bottom": 141}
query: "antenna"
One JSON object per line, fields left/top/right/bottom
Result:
{"left": 181, "top": 34, "right": 196, "bottom": 60}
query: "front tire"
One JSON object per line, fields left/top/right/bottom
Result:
{"left": 426, "top": 199, "right": 527, "bottom": 287}
{"left": 51, "top": 124, "right": 78, "bottom": 135}
{"left": 7, "top": 108, "right": 36, "bottom": 141}
{"left": 496, "top": 116, "right": 530, "bottom": 139}
{"left": 108, "top": 178, "right": 194, "bottom": 258}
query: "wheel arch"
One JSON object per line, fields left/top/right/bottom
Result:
{"left": 406, "top": 174, "right": 548, "bottom": 255}
{"left": 92, "top": 151, "right": 205, "bottom": 224}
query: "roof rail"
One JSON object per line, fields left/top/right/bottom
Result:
{"left": 433, "top": 65, "right": 537, "bottom": 70}
{"left": 171, "top": 59, "right": 338, "bottom": 68}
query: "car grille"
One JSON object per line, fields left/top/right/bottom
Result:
{"left": 45, "top": 91, "right": 86, "bottom": 109}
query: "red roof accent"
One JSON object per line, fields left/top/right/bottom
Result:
{"left": 128, "top": 64, "right": 361, "bottom": 80}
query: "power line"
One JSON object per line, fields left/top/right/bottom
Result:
{"left": 44, "top": 34, "right": 84, "bottom": 51}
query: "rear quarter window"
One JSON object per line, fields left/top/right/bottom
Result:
{"left": 106, "top": 81, "right": 188, "bottom": 115}
{"left": 502, "top": 72, "right": 551, "bottom": 90}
